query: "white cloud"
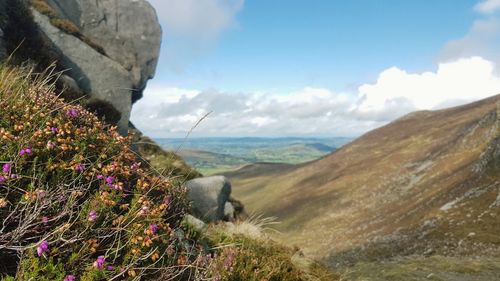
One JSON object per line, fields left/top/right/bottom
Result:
{"left": 147, "top": 0, "right": 244, "bottom": 40}
{"left": 475, "top": 0, "right": 500, "bottom": 14}
{"left": 440, "top": 18, "right": 500, "bottom": 64}
{"left": 131, "top": 57, "right": 500, "bottom": 137}
{"left": 357, "top": 57, "right": 500, "bottom": 113}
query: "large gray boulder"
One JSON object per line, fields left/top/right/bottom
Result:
{"left": 32, "top": 10, "right": 133, "bottom": 133}
{"left": 185, "top": 176, "right": 233, "bottom": 222}
{"left": 30, "top": 0, "right": 161, "bottom": 133}
{"left": 45, "top": 0, "right": 161, "bottom": 99}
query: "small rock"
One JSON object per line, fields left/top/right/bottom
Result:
{"left": 468, "top": 232, "right": 476, "bottom": 237}
{"left": 183, "top": 215, "right": 206, "bottom": 232}
{"left": 224, "top": 202, "right": 235, "bottom": 222}
{"left": 185, "top": 176, "right": 232, "bottom": 222}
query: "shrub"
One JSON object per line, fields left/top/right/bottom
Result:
{"left": 0, "top": 64, "right": 201, "bottom": 280}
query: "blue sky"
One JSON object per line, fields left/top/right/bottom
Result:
{"left": 132, "top": 0, "right": 500, "bottom": 137}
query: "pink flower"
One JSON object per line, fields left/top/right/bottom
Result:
{"left": 149, "top": 224, "right": 158, "bottom": 235}
{"left": 66, "top": 108, "right": 79, "bottom": 117}
{"left": 19, "top": 147, "right": 32, "bottom": 156}
{"left": 46, "top": 141, "right": 55, "bottom": 150}
{"left": 37, "top": 240, "right": 49, "bottom": 257}
{"left": 50, "top": 127, "right": 58, "bottom": 134}
{"left": 105, "top": 176, "right": 115, "bottom": 185}
{"left": 96, "top": 175, "right": 104, "bottom": 180}
{"left": 36, "top": 190, "right": 46, "bottom": 199}
{"left": 2, "top": 163, "right": 11, "bottom": 174}
{"left": 42, "top": 216, "right": 49, "bottom": 224}
{"left": 63, "top": 275, "right": 75, "bottom": 281}
{"left": 0, "top": 176, "right": 6, "bottom": 183}
{"left": 131, "top": 162, "right": 140, "bottom": 171}
{"left": 74, "top": 164, "right": 85, "bottom": 173}
{"left": 94, "top": 255, "right": 106, "bottom": 269}
{"left": 88, "top": 210, "right": 98, "bottom": 222}
{"left": 139, "top": 206, "right": 149, "bottom": 215}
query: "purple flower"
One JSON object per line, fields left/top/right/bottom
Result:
{"left": 63, "top": 275, "right": 76, "bottom": 281}
{"left": 105, "top": 176, "right": 115, "bottom": 185}
{"left": 37, "top": 240, "right": 49, "bottom": 257}
{"left": 163, "top": 196, "right": 171, "bottom": 206}
{"left": 94, "top": 255, "right": 106, "bottom": 269}
{"left": 42, "top": 216, "right": 49, "bottom": 224}
{"left": 2, "top": 163, "right": 11, "bottom": 174}
{"left": 107, "top": 265, "right": 114, "bottom": 271}
{"left": 66, "top": 108, "right": 79, "bottom": 117}
{"left": 10, "top": 174, "right": 18, "bottom": 179}
{"left": 88, "top": 210, "right": 98, "bottom": 222}
{"left": 96, "top": 175, "right": 104, "bottom": 180}
{"left": 50, "top": 127, "right": 58, "bottom": 134}
{"left": 36, "top": 190, "right": 46, "bottom": 199}
{"left": 139, "top": 206, "right": 149, "bottom": 215}
{"left": 131, "top": 162, "right": 140, "bottom": 171}
{"left": 74, "top": 164, "right": 85, "bottom": 173}
{"left": 149, "top": 224, "right": 158, "bottom": 235}
{"left": 19, "top": 147, "right": 32, "bottom": 156}
{"left": 0, "top": 176, "right": 6, "bottom": 183}
{"left": 46, "top": 141, "right": 55, "bottom": 150}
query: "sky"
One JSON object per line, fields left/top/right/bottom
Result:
{"left": 131, "top": 0, "right": 500, "bottom": 138}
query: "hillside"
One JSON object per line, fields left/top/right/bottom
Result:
{"left": 226, "top": 95, "right": 500, "bottom": 274}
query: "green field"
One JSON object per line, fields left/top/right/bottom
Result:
{"left": 155, "top": 137, "right": 352, "bottom": 175}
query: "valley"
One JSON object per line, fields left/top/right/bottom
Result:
{"left": 155, "top": 137, "right": 352, "bottom": 175}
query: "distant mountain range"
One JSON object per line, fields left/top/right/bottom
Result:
{"left": 224, "top": 94, "right": 500, "bottom": 279}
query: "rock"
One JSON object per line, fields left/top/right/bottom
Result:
{"left": 224, "top": 202, "right": 235, "bottom": 222}
{"left": 29, "top": 0, "right": 161, "bottom": 133}
{"left": 183, "top": 215, "right": 206, "bottom": 232}
{"left": 185, "top": 176, "right": 232, "bottom": 222}
{"left": 31, "top": 9, "right": 134, "bottom": 134}
{"left": 45, "top": 0, "right": 161, "bottom": 101}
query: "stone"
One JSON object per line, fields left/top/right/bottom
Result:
{"left": 183, "top": 215, "right": 206, "bottom": 232}
{"left": 45, "top": 0, "right": 161, "bottom": 100}
{"left": 31, "top": 9, "right": 134, "bottom": 134}
{"left": 224, "top": 202, "right": 235, "bottom": 222}
{"left": 185, "top": 176, "right": 232, "bottom": 222}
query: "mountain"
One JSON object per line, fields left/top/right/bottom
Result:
{"left": 225, "top": 95, "right": 500, "bottom": 272}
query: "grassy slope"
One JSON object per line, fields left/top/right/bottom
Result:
{"left": 226, "top": 95, "right": 500, "bottom": 277}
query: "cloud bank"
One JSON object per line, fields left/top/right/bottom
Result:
{"left": 132, "top": 57, "right": 500, "bottom": 137}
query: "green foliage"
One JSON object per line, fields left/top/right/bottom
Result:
{"left": 16, "top": 254, "right": 67, "bottom": 281}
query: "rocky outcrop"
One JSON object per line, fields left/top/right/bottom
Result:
{"left": 45, "top": 0, "right": 161, "bottom": 101}
{"left": 185, "top": 176, "right": 241, "bottom": 222}
{"left": 28, "top": 0, "right": 161, "bottom": 134}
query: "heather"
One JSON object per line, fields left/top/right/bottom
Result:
{"left": 0, "top": 64, "right": 198, "bottom": 280}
